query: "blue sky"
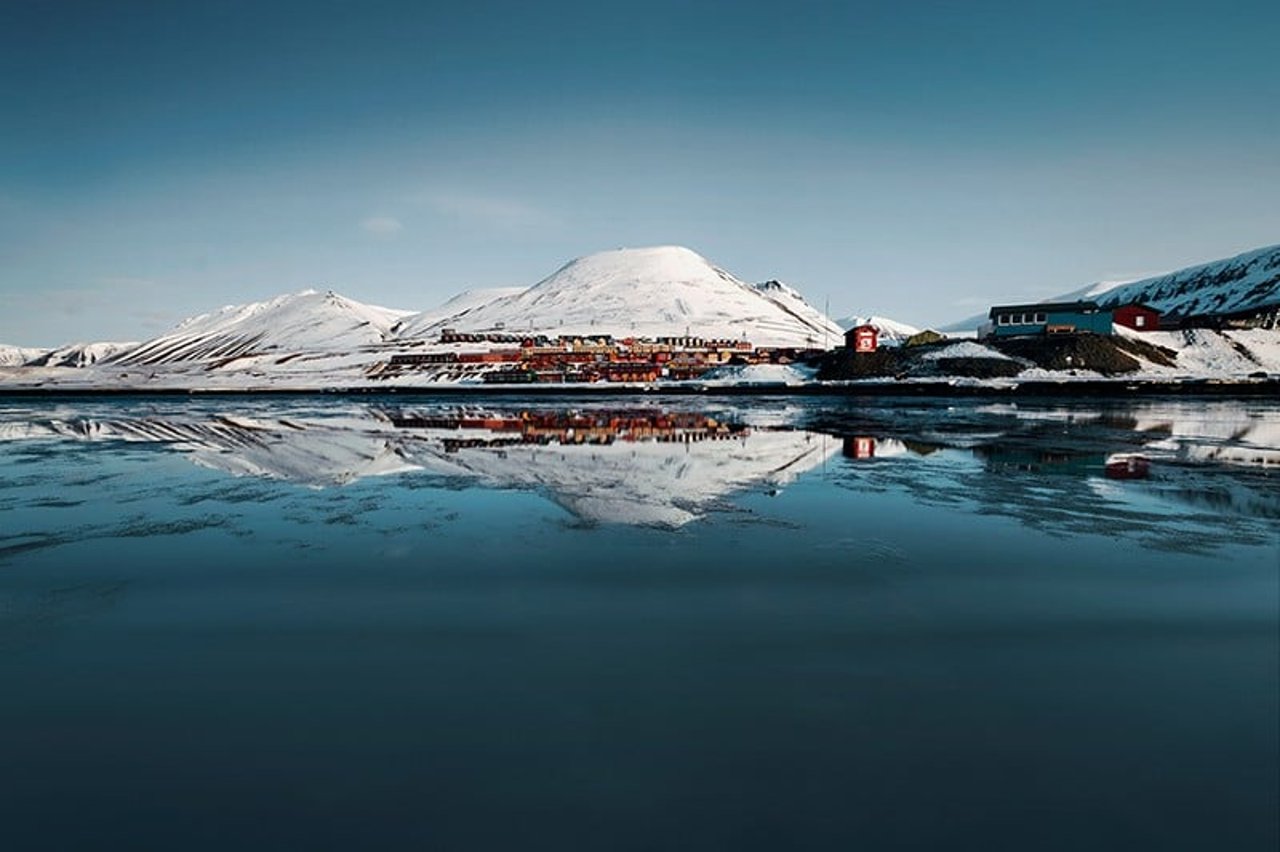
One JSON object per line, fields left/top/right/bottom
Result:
{"left": 2, "top": 0, "right": 1277, "bottom": 345}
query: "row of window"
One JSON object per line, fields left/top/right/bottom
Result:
{"left": 996, "top": 312, "right": 1047, "bottom": 326}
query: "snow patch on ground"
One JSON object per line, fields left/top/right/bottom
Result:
{"left": 699, "top": 363, "right": 815, "bottom": 385}
{"left": 1117, "top": 326, "right": 1280, "bottom": 378}
{"left": 916, "top": 341, "right": 1016, "bottom": 362}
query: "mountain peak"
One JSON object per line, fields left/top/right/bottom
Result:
{"left": 115, "top": 289, "right": 409, "bottom": 366}
{"left": 403, "top": 245, "right": 843, "bottom": 347}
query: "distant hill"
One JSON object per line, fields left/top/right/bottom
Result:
{"left": 109, "top": 290, "right": 410, "bottom": 366}
{"left": 943, "top": 243, "right": 1280, "bottom": 332}
{"left": 25, "top": 341, "right": 137, "bottom": 368}
{"left": 834, "top": 314, "right": 922, "bottom": 345}
{"left": 0, "top": 344, "right": 51, "bottom": 367}
{"left": 1067, "top": 243, "right": 1280, "bottom": 318}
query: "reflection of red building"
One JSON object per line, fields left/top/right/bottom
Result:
{"left": 843, "top": 436, "right": 876, "bottom": 459}
{"left": 845, "top": 325, "right": 879, "bottom": 353}
{"left": 1105, "top": 454, "right": 1150, "bottom": 480}
{"left": 1113, "top": 304, "right": 1161, "bottom": 332}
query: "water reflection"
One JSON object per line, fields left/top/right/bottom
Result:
{"left": 810, "top": 399, "right": 1280, "bottom": 551}
{"left": 1, "top": 398, "right": 1277, "bottom": 535}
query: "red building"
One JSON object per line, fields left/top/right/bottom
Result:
{"left": 845, "top": 325, "right": 879, "bottom": 353}
{"left": 1112, "top": 303, "right": 1161, "bottom": 332}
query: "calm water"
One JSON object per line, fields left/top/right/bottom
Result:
{"left": 1, "top": 395, "right": 1277, "bottom": 850}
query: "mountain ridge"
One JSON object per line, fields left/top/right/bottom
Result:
{"left": 402, "top": 246, "right": 844, "bottom": 348}
{"left": 941, "top": 242, "right": 1280, "bottom": 332}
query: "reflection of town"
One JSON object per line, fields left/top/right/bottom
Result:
{"left": 851, "top": 437, "right": 1155, "bottom": 481}
{"left": 816, "top": 401, "right": 1280, "bottom": 537}
{"left": 2, "top": 403, "right": 834, "bottom": 527}
{"left": 389, "top": 410, "right": 750, "bottom": 451}
{"left": 841, "top": 435, "right": 1150, "bottom": 479}
{"left": 2, "top": 400, "right": 1276, "bottom": 531}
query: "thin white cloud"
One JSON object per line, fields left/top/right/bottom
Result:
{"left": 419, "top": 192, "right": 559, "bottom": 229}
{"left": 361, "top": 216, "right": 404, "bottom": 237}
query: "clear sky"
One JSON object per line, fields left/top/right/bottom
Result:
{"left": 2, "top": 0, "right": 1277, "bottom": 345}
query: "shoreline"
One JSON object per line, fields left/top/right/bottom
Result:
{"left": 0, "top": 377, "right": 1277, "bottom": 398}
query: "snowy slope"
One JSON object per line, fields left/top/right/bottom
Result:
{"left": 944, "top": 243, "right": 1280, "bottom": 332}
{"left": 409, "top": 247, "right": 844, "bottom": 348}
{"left": 1070, "top": 243, "right": 1280, "bottom": 317}
{"left": 112, "top": 289, "right": 410, "bottom": 366}
{"left": 1116, "top": 326, "right": 1280, "bottom": 377}
{"left": 25, "top": 341, "right": 138, "bottom": 367}
{"left": 392, "top": 287, "right": 527, "bottom": 338}
{"left": 0, "top": 345, "right": 50, "bottom": 366}
{"left": 752, "top": 280, "right": 846, "bottom": 348}
{"left": 835, "top": 314, "right": 922, "bottom": 344}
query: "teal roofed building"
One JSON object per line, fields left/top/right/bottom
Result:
{"left": 987, "top": 301, "right": 1113, "bottom": 338}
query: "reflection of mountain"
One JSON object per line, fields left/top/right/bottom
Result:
{"left": 3, "top": 399, "right": 1276, "bottom": 535}
{"left": 396, "top": 417, "right": 833, "bottom": 527}
{"left": 40, "top": 412, "right": 420, "bottom": 486}
{"left": 8, "top": 405, "right": 837, "bottom": 527}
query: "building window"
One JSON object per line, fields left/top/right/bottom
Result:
{"left": 997, "top": 314, "right": 1008, "bottom": 325}
{"left": 1135, "top": 315, "right": 1145, "bottom": 327}
{"left": 1035, "top": 312, "right": 1046, "bottom": 323}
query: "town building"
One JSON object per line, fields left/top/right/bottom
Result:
{"left": 1112, "top": 304, "right": 1161, "bottom": 332}
{"left": 844, "top": 325, "right": 879, "bottom": 352}
{"left": 987, "top": 301, "right": 1112, "bottom": 338}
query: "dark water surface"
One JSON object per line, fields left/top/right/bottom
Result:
{"left": 1, "top": 396, "right": 1277, "bottom": 850}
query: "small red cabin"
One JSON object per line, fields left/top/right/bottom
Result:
{"left": 845, "top": 325, "right": 879, "bottom": 353}
{"left": 1113, "top": 303, "right": 1161, "bottom": 332}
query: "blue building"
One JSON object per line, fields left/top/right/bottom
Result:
{"left": 987, "top": 301, "right": 1113, "bottom": 338}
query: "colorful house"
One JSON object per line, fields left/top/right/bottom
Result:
{"left": 1112, "top": 303, "right": 1161, "bottom": 332}
{"left": 987, "top": 301, "right": 1112, "bottom": 338}
{"left": 845, "top": 325, "right": 879, "bottom": 352}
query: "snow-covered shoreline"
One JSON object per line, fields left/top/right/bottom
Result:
{"left": 1, "top": 373, "right": 1276, "bottom": 397}
{"left": 3, "top": 243, "right": 1277, "bottom": 393}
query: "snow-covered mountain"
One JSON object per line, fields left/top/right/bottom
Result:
{"left": 25, "top": 341, "right": 138, "bottom": 368}
{"left": 406, "top": 247, "right": 843, "bottom": 348}
{"left": 944, "top": 243, "right": 1280, "bottom": 331}
{"left": 751, "top": 280, "right": 846, "bottom": 348}
{"left": 834, "top": 314, "right": 922, "bottom": 345}
{"left": 0, "top": 345, "right": 50, "bottom": 366}
{"left": 391, "top": 287, "right": 528, "bottom": 338}
{"left": 111, "top": 289, "right": 410, "bottom": 366}
{"left": 1068, "top": 243, "right": 1280, "bottom": 318}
